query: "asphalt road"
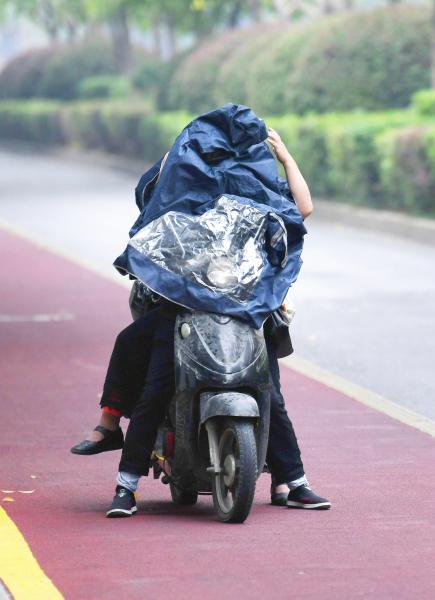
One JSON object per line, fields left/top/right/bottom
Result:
{"left": 1, "top": 146, "right": 434, "bottom": 418}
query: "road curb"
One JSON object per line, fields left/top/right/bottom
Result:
{"left": 313, "top": 198, "right": 435, "bottom": 246}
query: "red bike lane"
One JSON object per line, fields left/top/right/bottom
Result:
{"left": 1, "top": 227, "right": 435, "bottom": 600}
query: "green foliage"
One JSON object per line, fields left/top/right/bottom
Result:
{"left": 286, "top": 6, "right": 430, "bottom": 115}
{"left": 14, "top": 100, "right": 189, "bottom": 160}
{"left": 77, "top": 75, "right": 131, "bottom": 100}
{"left": 0, "top": 100, "right": 65, "bottom": 143}
{"left": 168, "top": 27, "right": 250, "bottom": 113}
{"left": 412, "top": 89, "right": 435, "bottom": 117}
{"left": 1, "top": 100, "right": 435, "bottom": 216}
{"left": 0, "top": 39, "right": 120, "bottom": 101}
{"left": 376, "top": 126, "right": 435, "bottom": 215}
{"left": 132, "top": 57, "right": 179, "bottom": 110}
{"left": 213, "top": 26, "right": 281, "bottom": 110}
{"left": 0, "top": 47, "right": 53, "bottom": 99}
{"left": 38, "top": 39, "right": 119, "bottom": 100}
{"left": 171, "top": 4, "right": 431, "bottom": 115}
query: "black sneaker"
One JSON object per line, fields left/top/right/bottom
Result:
{"left": 270, "top": 483, "right": 288, "bottom": 506}
{"left": 106, "top": 486, "right": 137, "bottom": 518}
{"left": 286, "top": 485, "right": 331, "bottom": 510}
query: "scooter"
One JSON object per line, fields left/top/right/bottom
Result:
{"left": 151, "top": 309, "right": 270, "bottom": 523}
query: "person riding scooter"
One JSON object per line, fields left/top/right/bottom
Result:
{"left": 71, "top": 105, "right": 331, "bottom": 516}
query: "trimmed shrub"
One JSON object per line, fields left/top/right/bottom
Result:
{"left": 412, "top": 89, "right": 435, "bottom": 117}
{"left": 0, "top": 39, "right": 122, "bottom": 101}
{"left": 214, "top": 26, "right": 285, "bottom": 111}
{"left": 38, "top": 39, "right": 119, "bottom": 100}
{"left": 65, "top": 101, "right": 149, "bottom": 156}
{"left": 169, "top": 27, "right": 254, "bottom": 113}
{"left": 243, "top": 23, "right": 313, "bottom": 116}
{"left": 133, "top": 56, "right": 181, "bottom": 111}
{"left": 1, "top": 100, "right": 434, "bottom": 216}
{"left": 325, "top": 111, "right": 418, "bottom": 204}
{"left": 376, "top": 126, "right": 435, "bottom": 215}
{"left": 171, "top": 4, "right": 431, "bottom": 115}
{"left": 286, "top": 6, "right": 431, "bottom": 114}
{"left": 0, "top": 101, "right": 65, "bottom": 143}
{"left": 77, "top": 75, "right": 131, "bottom": 100}
{"left": 0, "top": 47, "right": 53, "bottom": 99}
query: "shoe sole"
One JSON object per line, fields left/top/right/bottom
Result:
{"left": 106, "top": 506, "right": 137, "bottom": 518}
{"left": 271, "top": 499, "right": 287, "bottom": 506}
{"left": 70, "top": 444, "right": 124, "bottom": 456}
{"left": 287, "top": 501, "right": 331, "bottom": 510}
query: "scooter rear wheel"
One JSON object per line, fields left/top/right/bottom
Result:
{"left": 170, "top": 483, "right": 198, "bottom": 506}
{"left": 212, "top": 418, "right": 257, "bottom": 523}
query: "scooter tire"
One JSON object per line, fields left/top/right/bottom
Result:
{"left": 212, "top": 418, "right": 257, "bottom": 524}
{"left": 170, "top": 483, "right": 198, "bottom": 506}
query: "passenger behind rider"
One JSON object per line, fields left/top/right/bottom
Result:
{"left": 71, "top": 128, "right": 331, "bottom": 516}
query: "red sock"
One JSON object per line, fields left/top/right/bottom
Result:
{"left": 102, "top": 406, "right": 122, "bottom": 417}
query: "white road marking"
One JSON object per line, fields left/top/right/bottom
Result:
{"left": 281, "top": 355, "right": 435, "bottom": 438}
{"left": 0, "top": 312, "right": 74, "bottom": 323}
{"left": 0, "top": 579, "right": 13, "bottom": 600}
{"left": 0, "top": 218, "right": 130, "bottom": 289}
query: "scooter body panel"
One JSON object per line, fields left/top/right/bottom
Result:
{"left": 169, "top": 311, "right": 270, "bottom": 491}
{"left": 199, "top": 391, "right": 260, "bottom": 424}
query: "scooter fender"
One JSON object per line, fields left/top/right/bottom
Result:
{"left": 199, "top": 391, "right": 259, "bottom": 426}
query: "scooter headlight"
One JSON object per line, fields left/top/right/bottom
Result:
{"left": 206, "top": 257, "right": 238, "bottom": 289}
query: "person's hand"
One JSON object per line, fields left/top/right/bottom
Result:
{"left": 267, "top": 128, "right": 292, "bottom": 166}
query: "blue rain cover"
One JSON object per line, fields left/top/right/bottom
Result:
{"left": 114, "top": 103, "right": 306, "bottom": 329}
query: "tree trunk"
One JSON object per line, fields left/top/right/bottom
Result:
{"left": 152, "top": 15, "right": 163, "bottom": 59}
{"left": 432, "top": 0, "right": 435, "bottom": 87}
{"left": 322, "top": 0, "right": 337, "bottom": 15}
{"left": 228, "top": 0, "right": 243, "bottom": 28}
{"left": 165, "top": 14, "right": 178, "bottom": 59}
{"left": 39, "top": 0, "right": 58, "bottom": 41}
{"left": 110, "top": 6, "right": 132, "bottom": 72}
{"left": 65, "top": 19, "right": 77, "bottom": 42}
{"left": 250, "top": 0, "right": 262, "bottom": 22}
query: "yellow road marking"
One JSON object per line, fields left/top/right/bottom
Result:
{"left": 0, "top": 507, "right": 64, "bottom": 600}
{"left": 281, "top": 355, "right": 435, "bottom": 438}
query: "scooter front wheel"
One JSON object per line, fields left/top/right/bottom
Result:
{"left": 212, "top": 418, "right": 257, "bottom": 523}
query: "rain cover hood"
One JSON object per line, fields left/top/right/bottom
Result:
{"left": 114, "top": 103, "right": 307, "bottom": 328}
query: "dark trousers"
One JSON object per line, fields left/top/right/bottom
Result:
{"left": 102, "top": 308, "right": 304, "bottom": 483}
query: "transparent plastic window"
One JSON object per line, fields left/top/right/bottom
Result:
{"left": 129, "top": 196, "right": 268, "bottom": 303}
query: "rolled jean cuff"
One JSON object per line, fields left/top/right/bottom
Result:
{"left": 117, "top": 471, "right": 140, "bottom": 493}
{"left": 288, "top": 474, "right": 309, "bottom": 490}
{"left": 273, "top": 468, "right": 306, "bottom": 487}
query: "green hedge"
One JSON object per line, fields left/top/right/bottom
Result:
{"left": 1, "top": 100, "right": 434, "bottom": 216}
{"left": 412, "top": 89, "right": 435, "bottom": 117}
{"left": 0, "top": 39, "right": 146, "bottom": 101}
{"left": 377, "top": 126, "right": 435, "bottom": 214}
{"left": 169, "top": 27, "right": 255, "bottom": 113}
{"left": 169, "top": 5, "right": 431, "bottom": 115}
{"left": 77, "top": 75, "right": 132, "bottom": 100}
{"left": 0, "top": 100, "right": 190, "bottom": 161}
{"left": 0, "top": 101, "right": 66, "bottom": 143}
